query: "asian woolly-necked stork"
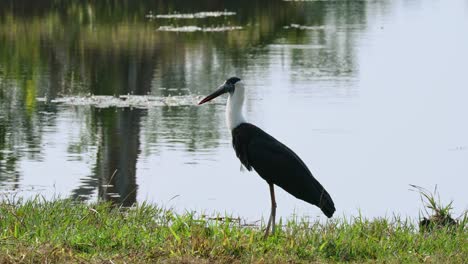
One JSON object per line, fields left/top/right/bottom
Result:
{"left": 198, "top": 77, "right": 335, "bottom": 237}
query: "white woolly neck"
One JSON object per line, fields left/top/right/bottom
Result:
{"left": 226, "top": 81, "right": 247, "bottom": 131}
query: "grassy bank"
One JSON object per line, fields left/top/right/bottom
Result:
{"left": 0, "top": 198, "right": 466, "bottom": 263}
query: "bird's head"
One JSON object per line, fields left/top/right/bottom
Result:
{"left": 198, "top": 77, "right": 242, "bottom": 105}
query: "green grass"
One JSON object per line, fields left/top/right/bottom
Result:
{"left": 0, "top": 197, "right": 466, "bottom": 263}
{"left": 411, "top": 184, "right": 460, "bottom": 231}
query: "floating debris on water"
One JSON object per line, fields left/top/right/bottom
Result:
{"left": 107, "top": 193, "right": 121, "bottom": 198}
{"left": 283, "top": 0, "right": 332, "bottom": 2}
{"left": 158, "top": 25, "right": 242, "bottom": 32}
{"left": 147, "top": 11, "right": 236, "bottom": 19}
{"left": 268, "top": 44, "right": 325, "bottom": 49}
{"left": 284, "top": 24, "right": 327, "bottom": 30}
{"left": 36, "top": 95, "right": 203, "bottom": 108}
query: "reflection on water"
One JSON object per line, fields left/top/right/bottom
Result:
{"left": 1, "top": 0, "right": 467, "bottom": 220}
{"left": 71, "top": 108, "right": 143, "bottom": 206}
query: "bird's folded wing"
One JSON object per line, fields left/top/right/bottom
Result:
{"left": 247, "top": 136, "right": 335, "bottom": 217}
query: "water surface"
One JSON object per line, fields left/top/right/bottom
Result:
{"left": 1, "top": 0, "right": 467, "bottom": 221}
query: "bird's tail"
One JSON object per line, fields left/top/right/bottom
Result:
{"left": 318, "top": 189, "right": 335, "bottom": 218}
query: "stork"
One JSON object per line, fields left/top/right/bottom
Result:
{"left": 198, "top": 77, "right": 335, "bottom": 237}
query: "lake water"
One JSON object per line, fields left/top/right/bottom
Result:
{"left": 1, "top": 0, "right": 467, "bottom": 222}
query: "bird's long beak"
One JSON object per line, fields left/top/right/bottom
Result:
{"left": 198, "top": 84, "right": 229, "bottom": 105}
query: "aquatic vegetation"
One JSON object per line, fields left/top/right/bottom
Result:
{"left": 284, "top": 24, "right": 328, "bottom": 30}
{"left": 147, "top": 11, "right": 236, "bottom": 19}
{"left": 36, "top": 95, "right": 202, "bottom": 108}
{"left": 157, "top": 25, "right": 243, "bottom": 32}
{"left": 268, "top": 44, "right": 326, "bottom": 50}
{"left": 283, "top": 0, "right": 382, "bottom": 1}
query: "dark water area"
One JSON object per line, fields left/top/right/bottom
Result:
{"left": 0, "top": 0, "right": 467, "bottom": 221}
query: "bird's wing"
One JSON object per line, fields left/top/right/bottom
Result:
{"left": 247, "top": 133, "right": 336, "bottom": 218}
{"left": 232, "top": 124, "right": 254, "bottom": 171}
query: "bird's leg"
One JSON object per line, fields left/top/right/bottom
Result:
{"left": 264, "top": 183, "right": 277, "bottom": 238}
{"left": 269, "top": 183, "right": 277, "bottom": 235}
{"left": 264, "top": 213, "right": 272, "bottom": 238}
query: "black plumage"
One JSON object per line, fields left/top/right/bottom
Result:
{"left": 232, "top": 122, "right": 335, "bottom": 218}
{"left": 198, "top": 76, "right": 335, "bottom": 237}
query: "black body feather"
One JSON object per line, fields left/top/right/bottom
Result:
{"left": 232, "top": 123, "right": 335, "bottom": 218}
